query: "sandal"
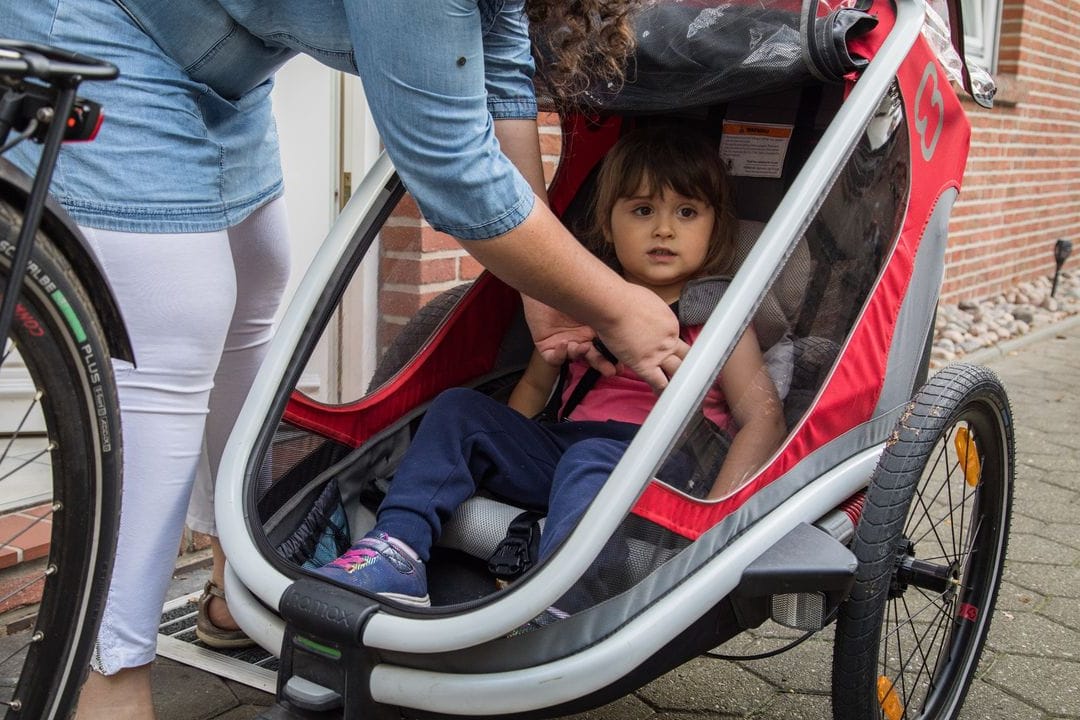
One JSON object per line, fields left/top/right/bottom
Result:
{"left": 195, "top": 580, "right": 256, "bottom": 649}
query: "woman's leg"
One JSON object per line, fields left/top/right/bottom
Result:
{"left": 79, "top": 227, "right": 238, "bottom": 679}
{"left": 186, "top": 197, "right": 290, "bottom": 629}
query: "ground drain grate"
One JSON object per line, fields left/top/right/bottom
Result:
{"left": 157, "top": 591, "right": 278, "bottom": 693}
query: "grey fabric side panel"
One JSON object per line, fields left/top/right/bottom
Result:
{"left": 875, "top": 189, "right": 957, "bottom": 413}
{"left": 383, "top": 407, "right": 901, "bottom": 674}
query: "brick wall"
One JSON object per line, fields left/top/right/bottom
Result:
{"left": 943, "top": 0, "right": 1080, "bottom": 303}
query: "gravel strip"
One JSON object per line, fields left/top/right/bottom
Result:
{"left": 931, "top": 270, "right": 1080, "bottom": 368}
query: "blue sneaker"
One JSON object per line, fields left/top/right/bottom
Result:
{"left": 314, "top": 532, "right": 430, "bottom": 607}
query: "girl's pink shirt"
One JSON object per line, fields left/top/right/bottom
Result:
{"left": 561, "top": 325, "right": 735, "bottom": 432}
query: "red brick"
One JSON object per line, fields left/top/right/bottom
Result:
{"left": 0, "top": 560, "right": 47, "bottom": 615}
{"left": 378, "top": 290, "right": 424, "bottom": 318}
{"left": 381, "top": 256, "right": 458, "bottom": 285}
{"left": 538, "top": 131, "right": 563, "bottom": 156}
{"left": 459, "top": 254, "right": 486, "bottom": 281}
{"left": 10, "top": 521, "right": 51, "bottom": 563}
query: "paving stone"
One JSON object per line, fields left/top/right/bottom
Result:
{"left": 1039, "top": 596, "right": 1080, "bottom": 631}
{"left": 984, "top": 610, "right": 1080, "bottom": 659}
{"left": 1007, "top": 532, "right": 1080, "bottom": 565}
{"left": 1004, "top": 562, "right": 1080, "bottom": 597}
{"left": 748, "top": 691, "right": 833, "bottom": 718}
{"left": 984, "top": 654, "right": 1080, "bottom": 716}
{"left": 223, "top": 680, "right": 274, "bottom": 708}
{"left": 731, "top": 641, "right": 832, "bottom": 694}
{"left": 1009, "top": 484, "right": 1080, "bottom": 525}
{"left": 557, "top": 694, "right": 656, "bottom": 719}
{"left": 1042, "top": 469, "right": 1080, "bottom": 492}
{"left": 635, "top": 656, "right": 775, "bottom": 714}
{"left": 153, "top": 660, "right": 239, "bottom": 720}
{"left": 208, "top": 708, "right": 268, "bottom": 720}
{"left": 993, "top": 580, "right": 1043, "bottom": 613}
{"left": 1029, "top": 521, "right": 1080, "bottom": 551}
{"left": 957, "top": 678, "right": 1046, "bottom": 719}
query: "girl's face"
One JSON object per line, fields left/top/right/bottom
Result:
{"left": 607, "top": 184, "right": 716, "bottom": 303}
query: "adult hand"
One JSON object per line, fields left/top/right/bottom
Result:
{"left": 593, "top": 283, "right": 688, "bottom": 393}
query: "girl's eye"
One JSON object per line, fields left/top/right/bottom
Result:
{"left": 631, "top": 206, "right": 653, "bottom": 217}
{"left": 677, "top": 207, "right": 698, "bottom": 219}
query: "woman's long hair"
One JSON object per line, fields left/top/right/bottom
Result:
{"left": 526, "top": 1, "right": 637, "bottom": 104}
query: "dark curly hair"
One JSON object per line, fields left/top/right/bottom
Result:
{"left": 526, "top": 1, "right": 638, "bottom": 104}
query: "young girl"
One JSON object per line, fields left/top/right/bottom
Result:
{"left": 315, "top": 125, "right": 787, "bottom": 606}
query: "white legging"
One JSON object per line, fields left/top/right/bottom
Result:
{"left": 81, "top": 198, "right": 290, "bottom": 674}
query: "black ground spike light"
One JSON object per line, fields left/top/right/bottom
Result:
{"left": 1052, "top": 239, "right": 1073, "bottom": 297}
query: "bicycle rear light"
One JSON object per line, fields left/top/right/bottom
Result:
{"left": 62, "top": 99, "right": 104, "bottom": 142}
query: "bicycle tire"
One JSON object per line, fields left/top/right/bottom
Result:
{"left": 832, "top": 363, "right": 1013, "bottom": 720}
{"left": 0, "top": 196, "right": 122, "bottom": 719}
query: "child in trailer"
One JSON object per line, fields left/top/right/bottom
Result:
{"left": 315, "top": 125, "right": 787, "bottom": 606}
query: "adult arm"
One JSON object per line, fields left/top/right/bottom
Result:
{"left": 465, "top": 202, "right": 687, "bottom": 391}
{"left": 343, "top": 1, "right": 685, "bottom": 389}
{"left": 492, "top": 118, "right": 683, "bottom": 380}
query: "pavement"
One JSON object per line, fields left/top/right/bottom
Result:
{"left": 150, "top": 316, "right": 1080, "bottom": 720}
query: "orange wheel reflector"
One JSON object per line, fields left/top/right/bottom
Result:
{"left": 877, "top": 675, "right": 905, "bottom": 720}
{"left": 955, "top": 426, "right": 982, "bottom": 487}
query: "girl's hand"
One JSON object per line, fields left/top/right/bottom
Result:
{"left": 522, "top": 296, "right": 598, "bottom": 367}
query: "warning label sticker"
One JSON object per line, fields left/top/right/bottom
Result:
{"left": 719, "top": 121, "right": 794, "bottom": 178}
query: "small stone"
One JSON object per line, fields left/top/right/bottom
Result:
{"left": 962, "top": 338, "right": 985, "bottom": 353}
{"left": 1013, "top": 306, "right": 1036, "bottom": 324}
{"left": 943, "top": 329, "right": 964, "bottom": 344}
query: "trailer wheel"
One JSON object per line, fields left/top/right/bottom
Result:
{"left": 832, "top": 364, "right": 1014, "bottom": 720}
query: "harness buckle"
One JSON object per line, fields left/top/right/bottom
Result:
{"left": 487, "top": 512, "right": 543, "bottom": 580}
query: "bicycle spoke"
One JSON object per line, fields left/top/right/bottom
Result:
{"left": 0, "top": 566, "right": 48, "bottom": 608}
{"left": 907, "top": 449, "right": 957, "bottom": 558}
{"left": 909, "top": 484, "right": 975, "bottom": 552}
{"left": 0, "top": 390, "right": 44, "bottom": 472}
{"left": 0, "top": 633, "right": 35, "bottom": 673}
{"left": 882, "top": 587, "right": 949, "bottom": 645}
{"left": 0, "top": 505, "right": 52, "bottom": 552}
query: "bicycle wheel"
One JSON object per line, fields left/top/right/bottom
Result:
{"left": 832, "top": 363, "right": 1013, "bottom": 720}
{"left": 0, "top": 196, "right": 122, "bottom": 719}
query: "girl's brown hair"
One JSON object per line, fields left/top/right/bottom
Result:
{"left": 526, "top": 1, "right": 637, "bottom": 104}
{"left": 585, "top": 124, "right": 737, "bottom": 278}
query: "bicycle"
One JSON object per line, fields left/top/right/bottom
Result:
{"left": 0, "top": 40, "right": 131, "bottom": 718}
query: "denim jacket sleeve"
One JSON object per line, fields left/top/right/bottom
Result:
{"left": 481, "top": 0, "right": 539, "bottom": 120}
{"left": 344, "top": 0, "right": 537, "bottom": 240}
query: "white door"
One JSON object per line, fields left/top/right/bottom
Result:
{"left": 273, "top": 56, "right": 382, "bottom": 402}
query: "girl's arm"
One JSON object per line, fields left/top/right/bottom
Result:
{"left": 709, "top": 328, "right": 788, "bottom": 499}
{"left": 508, "top": 350, "right": 562, "bottom": 417}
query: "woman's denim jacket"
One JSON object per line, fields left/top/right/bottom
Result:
{"left": 114, "top": 0, "right": 538, "bottom": 240}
